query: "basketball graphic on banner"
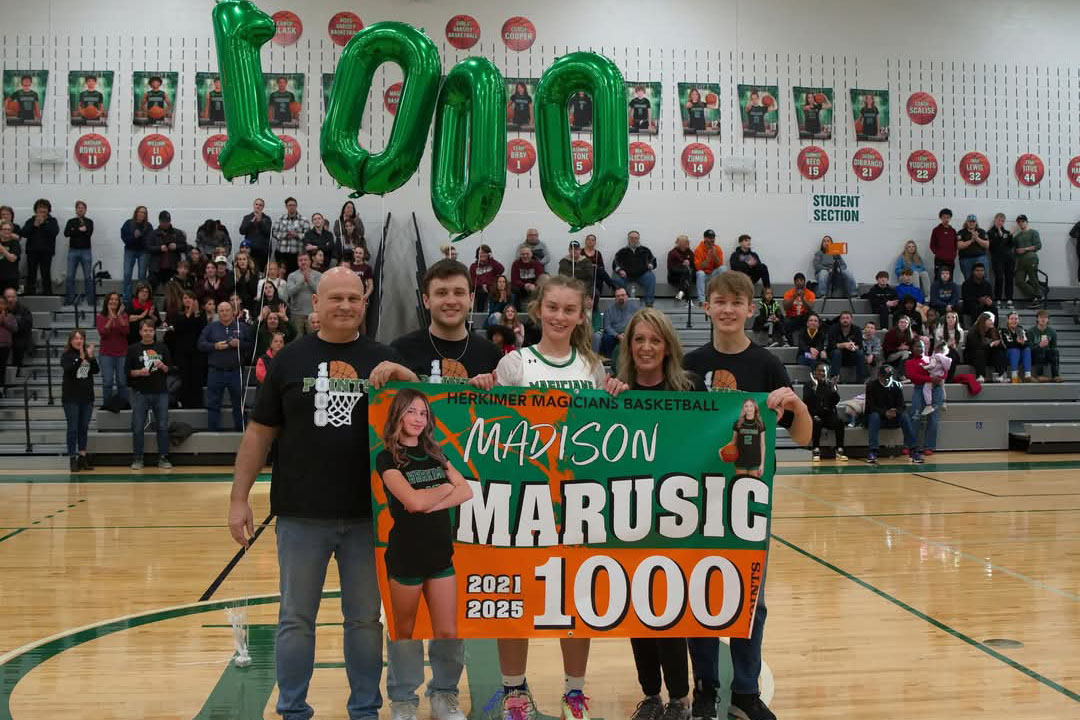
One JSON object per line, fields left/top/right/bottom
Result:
{"left": 73, "top": 133, "right": 111, "bottom": 170}
{"left": 202, "top": 134, "right": 227, "bottom": 170}
{"left": 278, "top": 134, "right": 301, "bottom": 170}
{"left": 328, "top": 12, "right": 363, "bottom": 46}
{"left": 507, "top": 138, "right": 536, "bottom": 174}
{"left": 1068, "top": 156, "right": 1080, "bottom": 188}
{"left": 1015, "top": 153, "right": 1044, "bottom": 187}
{"left": 852, "top": 147, "right": 884, "bottom": 181}
{"left": 137, "top": 134, "right": 174, "bottom": 171}
{"left": 271, "top": 11, "right": 302, "bottom": 46}
{"left": 906, "top": 92, "right": 938, "bottom": 125}
{"left": 446, "top": 15, "right": 481, "bottom": 49}
{"left": 681, "top": 143, "right": 714, "bottom": 177}
{"left": 960, "top": 152, "right": 990, "bottom": 186}
{"left": 629, "top": 142, "right": 656, "bottom": 176}
{"left": 571, "top": 140, "right": 593, "bottom": 175}
{"left": 796, "top": 146, "right": 829, "bottom": 180}
{"left": 906, "top": 150, "right": 938, "bottom": 183}
{"left": 501, "top": 16, "right": 536, "bottom": 51}
{"left": 384, "top": 82, "right": 402, "bottom": 115}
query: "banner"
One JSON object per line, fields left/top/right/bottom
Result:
{"left": 793, "top": 86, "right": 833, "bottom": 140}
{"left": 369, "top": 384, "right": 775, "bottom": 640}
{"left": 850, "top": 88, "right": 890, "bottom": 141}
{"left": 506, "top": 77, "right": 539, "bottom": 131}
{"left": 68, "top": 71, "right": 113, "bottom": 127}
{"left": 196, "top": 72, "right": 225, "bottom": 128}
{"left": 3, "top": 70, "right": 48, "bottom": 127}
{"left": 809, "top": 193, "right": 863, "bottom": 223}
{"left": 626, "top": 81, "right": 661, "bottom": 136}
{"left": 738, "top": 84, "right": 779, "bottom": 139}
{"left": 132, "top": 71, "right": 177, "bottom": 127}
{"left": 677, "top": 82, "right": 721, "bottom": 137}
{"left": 264, "top": 73, "right": 305, "bottom": 128}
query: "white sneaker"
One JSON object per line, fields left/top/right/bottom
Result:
{"left": 391, "top": 701, "right": 419, "bottom": 720}
{"left": 675, "top": 291, "right": 685, "bottom": 302}
{"left": 130, "top": 458, "right": 144, "bottom": 470}
{"left": 921, "top": 405, "right": 935, "bottom": 416}
{"left": 431, "top": 692, "right": 466, "bottom": 720}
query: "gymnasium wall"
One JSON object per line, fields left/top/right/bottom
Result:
{"left": 3, "top": 0, "right": 1080, "bottom": 334}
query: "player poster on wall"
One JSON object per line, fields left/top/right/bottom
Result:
{"left": 68, "top": 71, "right": 113, "bottom": 127}
{"left": 625, "top": 82, "right": 660, "bottom": 135}
{"left": 3, "top": 70, "right": 47, "bottom": 127}
{"left": 506, "top": 78, "right": 538, "bottom": 131}
{"left": 264, "top": 73, "right": 305, "bottom": 128}
{"left": 677, "top": 83, "right": 721, "bottom": 137}
{"left": 567, "top": 91, "right": 592, "bottom": 132}
{"left": 321, "top": 73, "right": 334, "bottom": 112}
{"left": 738, "top": 84, "right": 779, "bottom": 139}
{"left": 196, "top": 73, "right": 225, "bottom": 128}
{"left": 132, "top": 72, "right": 177, "bottom": 127}
{"left": 792, "top": 86, "right": 833, "bottom": 140}
{"left": 850, "top": 88, "right": 890, "bottom": 141}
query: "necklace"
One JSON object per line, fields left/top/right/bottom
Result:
{"left": 428, "top": 328, "right": 469, "bottom": 363}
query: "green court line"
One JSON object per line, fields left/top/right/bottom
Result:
{"left": 771, "top": 534, "right": 1080, "bottom": 703}
{"left": 775, "top": 508, "right": 1080, "bottom": 520}
{"left": 0, "top": 529, "right": 25, "bottom": 544}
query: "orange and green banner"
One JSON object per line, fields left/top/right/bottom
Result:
{"left": 369, "top": 384, "right": 775, "bottom": 641}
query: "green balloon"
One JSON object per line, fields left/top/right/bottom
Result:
{"left": 211, "top": 0, "right": 284, "bottom": 181}
{"left": 321, "top": 22, "right": 442, "bottom": 196}
{"left": 431, "top": 57, "right": 507, "bottom": 242}
{"left": 535, "top": 53, "right": 629, "bottom": 232}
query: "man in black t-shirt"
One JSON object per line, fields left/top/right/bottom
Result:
{"left": 269, "top": 76, "right": 297, "bottom": 126}
{"left": 125, "top": 319, "right": 172, "bottom": 470}
{"left": 229, "top": 267, "right": 417, "bottom": 720}
{"left": 629, "top": 86, "right": 651, "bottom": 133}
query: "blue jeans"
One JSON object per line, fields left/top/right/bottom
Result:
{"left": 829, "top": 348, "right": 867, "bottom": 383}
{"left": 130, "top": 390, "right": 169, "bottom": 458}
{"left": 122, "top": 248, "right": 148, "bottom": 302}
{"left": 815, "top": 268, "right": 857, "bottom": 297}
{"left": 386, "top": 639, "right": 464, "bottom": 704}
{"left": 275, "top": 516, "right": 383, "bottom": 720}
{"left": 206, "top": 367, "right": 244, "bottom": 431}
{"left": 866, "top": 410, "right": 917, "bottom": 452}
{"left": 688, "top": 584, "right": 767, "bottom": 694}
{"left": 908, "top": 384, "right": 943, "bottom": 451}
{"left": 959, "top": 255, "right": 988, "bottom": 283}
{"left": 1032, "top": 346, "right": 1059, "bottom": 377}
{"left": 63, "top": 400, "right": 92, "bottom": 455}
{"left": 65, "top": 248, "right": 94, "bottom": 304}
{"left": 99, "top": 354, "right": 127, "bottom": 404}
{"left": 1006, "top": 347, "right": 1032, "bottom": 374}
{"left": 695, "top": 268, "right": 725, "bottom": 303}
{"left": 613, "top": 270, "right": 657, "bottom": 305}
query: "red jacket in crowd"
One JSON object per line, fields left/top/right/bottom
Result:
{"left": 511, "top": 258, "right": 546, "bottom": 293}
{"left": 930, "top": 223, "right": 958, "bottom": 263}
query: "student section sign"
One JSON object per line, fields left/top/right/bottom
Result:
{"left": 809, "top": 193, "right": 863, "bottom": 223}
{"left": 368, "top": 384, "right": 775, "bottom": 640}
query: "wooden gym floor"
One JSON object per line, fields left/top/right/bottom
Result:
{"left": 0, "top": 452, "right": 1077, "bottom": 719}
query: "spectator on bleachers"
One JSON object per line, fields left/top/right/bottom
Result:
{"left": 439, "top": 243, "right": 458, "bottom": 261}
{"left": 3, "top": 288, "right": 32, "bottom": 370}
{"left": 933, "top": 311, "right": 964, "bottom": 381}
{"left": 905, "top": 340, "right": 943, "bottom": 454}
{"left": 957, "top": 214, "right": 989, "bottom": 282}
{"left": 239, "top": 198, "right": 272, "bottom": 272}
{"left": 862, "top": 321, "right": 882, "bottom": 375}
{"left": 752, "top": 286, "right": 784, "bottom": 347}
{"left": 498, "top": 305, "right": 526, "bottom": 348}
{"left": 147, "top": 211, "right": 188, "bottom": 288}
{"left": 894, "top": 296, "right": 925, "bottom": 335}
{"left": 930, "top": 208, "right": 957, "bottom": 280}
{"left": 601, "top": 287, "right": 639, "bottom": 358}
{"left": 796, "top": 313, "right": 825, "bottom": 370}
{"left": 169, "top": 260, "right": 196, "bottom": 293}
{"left": 866, "top": 271, "right": 899, "bottom": 329}
{"left": 510, "top": 245, "right": 545, "bottom": 310}
{"left": 583, "top": 233, "right": 613, "bottom": 296}
{"left": 349, "top": 247, "right": 375, "bottom": 303}
{"left": 303, "top": 213, "right": 335, "bottom": 264}
{"left": 928, "top": 266, "right": 961, "bottom": 314}
{"left": 272, "top": 197, "right": 309, "bottom": 275}
{"left": 60, "top": 328, "right": 98, "bottom": 471}
{"left": 187, "top": 247, "right": 208, "bottom": 282}
{"left": 470, "top": 244, "right": 504, "bottom": 312}
{"left": 0, "top": 206, "right": 12, "bottom": 224}
{"left": 310, "top": 248, "right": 329, "bottom": 273}
{"left": 486, "top": 325, "right": 516, "bottom": 355}
{"left": 231, "top": 252, "right": 258, "bottom": 310}
{"left": 196, "top": 218, "right": 232, "bottom": 259}
{"left": 229, "top": 292, "right": 253, "bottom": 325}
{"left": 813, "top": 235, "right": 856, "bottom": 297}
{"left": 827, "top": 310, "right": 867, "bottom": 382}
{"left": 0, "top": 220, "right": 21, "bottom": 293}
{"left": 256, "top": 280, "right": 288, "bottom": 325}
{"left": 486, "top": 275, "right": 511, "bottom": 322}
{"left": 521, "top": 228, "right": 551, "bottom": 272}
{"left": 306, "top": 311, "right": 320, "bottom": 335}
{"left": 286, "top": 253, "right": 321, "bottom": 336}
{"left": 863, "top": 364, "right": 920, "bottom": 465}
{"left": 964, "top": 311, "right": 1006, "bottom": 383}
{"left": 125, "top": 282, "right": 159, "bottom": 344}
{"left": 1012, "top": 215, "right": 1043, "bottom": 307}
{"left": 1030, "top": 310, "right": 1063, "bottom": 383}
{"left": 586, "top": 293, "right": 603, "bottom": 353}
{"left": 22, "top": 198, "right": 59, "bottom": 296}
{"left": 894, "top": 240, "right": 931, "bottom": 296}
{"left": 729, "top": 234, "right": 771, "bottom": 290}
{"left": 198, "top": 262, "right": 232, "bottom": 307}
{"left": 961, "top": 262, "right": 996, "bottom": 326}
{"left": 121, "top": 206, "right": 152, "bottom": 302}
{"left": 333, "top": 200, "right": 364, "bottom": 251}
{"left": 667, "top": 234, "right": 695, "bottom": 302}
{"left": 127, "top": 318, "right": 172, "bottom": 469}
{"left": 255, "top": 309, "right": 296, "bottom": 357}
{"left": 1000, "top": 312, "right": 1034, "bottom": 383}
{"left": 693, "top": 229, "right": 724, "bottom": 305}
{"left": 198, "top": 301, "right": 252, "bottom": 432}
{"left": 0, "top": 295, "right": 17, "bottom": 396}
{"left": 782, "top": 272, "right": 816, "bottom": 343}
{"left": 336, "top": 217, "right": 365, "bottom": 267}
{"left": 924, "top": 306, "right": 941, "bottom": 337}
{"left": 255, "top": 331, "right": 285, "bottom": 385}
{"left": 256, "top": 260, "right": 287, "bottom": 301}
{"left": 612, "top": 230, "right": 658, "bottom": 307}
{"left": 167, "top": 290, "right": 207, "bottom": 410}
{"left": 202, "top": 296, "right": 218, "bottom": 323}
{"left": 803, "top": 363, "right": 846, "bottom": 461}
{"left": 63, "top": 200, "right": 94, "bottom": 305}
{"left": 96, "top": 292, "right": 129, "bottom": 406}
{"left": 988, "top": 212, "right": 1015, "bottom": 308}
{"left": 883, "top": 315, "right": 916, "bottom": 374}
{"left": 895, "top": 268, "right": 927, "bottom": 307}
{"left": 559, "top": 240, "right": 594, "bottom": 287}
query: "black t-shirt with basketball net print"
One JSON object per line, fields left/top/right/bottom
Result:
{"left": 269, "top": 90, "right": 296, "bottom": 123}
{"left": 376, "top": 449, "right": 454, "bottom": 578}
{"left": 252, "top": 332, "right": 401, "bottom": 519}
{"left": 683, "top": 341, "right": 795, "bottom": 431}
{"left": 629, "top": 97, "right": 651, "bottom": 129}
{"left": 390, "top": 329, "right": 502, "bottom": 384}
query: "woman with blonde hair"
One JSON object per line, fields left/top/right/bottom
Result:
{"left": 894, "top": 240, "right": 931, "bottom": 295}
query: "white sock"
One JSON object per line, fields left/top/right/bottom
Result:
{"left": 502, "top": 674, "right": 526, "bottom": 690}
{"left": 564, "top": 675, "right": 585, "bottom": 694}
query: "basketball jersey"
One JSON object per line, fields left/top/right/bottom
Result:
{"left": 145, "top": 89, "right": 167, "bottom": 109}
{"left": 501, "top": 346, "right": 599, "bottom": 390}
{"left": 629, "top": 97, "right": 650, "bottom": 128}
{"left": 570, "top": 95, "right": 591, "bottom": 125}
{"left": 803, "top": 103, "right": 821, "bottom": 131}
{"left": 687, "top": 101, "right": 706, "bottom": 130}
{"left": 270, "top": 90, "right": 295, "bottom": 122}
{"left": 79, "top": 90, "right": 103, "bottom": 108}
{"left": 861, "top": 106, "right": 879, "bottom": 135}
{"left": 208, "top": 90, "right": 225, "bottom": 121}
{"left": 747, "top": 104, "right": 767, "bottom": 132}
{"left": 510, "top": 93, "right": 531, "bottom": 125}
{"left": 12, "top": 89, "right": 37, "bottom": 120}
{"left": 733, "top": 419, "right": 763, "bottom": 469}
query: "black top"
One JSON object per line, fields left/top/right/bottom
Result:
{"left": 632, "top": 373, "right": 706, "bottom": 392}
{"left": 239, "top": 213, "right": 273, "bottom": 253}
{"left": 376, "top": 449, "right": 454, "bottom": 577}
{"left": 687, "top": 101, "right": 706, "bottom": 130}
{"left": 11, "top": 89, "right": 38, "bottom": 120}
{"left": 78, "top": 90, "right": 104, "bottom": 108}
{"left": 866, "top": 284, "right": 898, "bottom": 313}
{"left": 683, "top": 341, "right": 794, "bottom": 429}
{"left": 570, "top": 94, "right": 592, "bottom": 126}
{"left": 747, "top": 104, "right": 768, "bottom": 133}
{"left": 269, "top": 90, "right": 295, "bottom": 123}
{"left": 733, "top": 419, "right": 763, "bottom": 469}
{"left": 988, "top": 226, "right": 1014, "bottom": 260}
{"left": 629, "top": 97, "right": 651, "bottom": 127}
{"left": 826, "top": 323, "right": 862, "bottom": 353}
{"left": 865, "top": 377, "right": 905, "bottom": 415}
{"left": 64, "top": 217, "right": 94, "bottom": 250}
{"left": 390, "top": 329, "right": 502, "bottom": 383}
{"left": 510, "top": 93, "right": 531, "bottom": 125}
{"left": 958, "top": 229, "right": 988, "bottom": 258}
{"left": 803, "top": 103, "right": 822, "bottom": 131}
{"left": 860, "top": 106, "right": 879, "bottom": 135}
{"left": 125, "top": 341, "right": 172, "bottom": 394}
{"left": 125, "top": 301, "right": 160, "bottom": 344}
{"left": 801, "top": 381, "right": 839, "bottom": 419}
{"left": 166, "top": 312, "right": 207, "bottom": 358}
{"left": 20, "top": 216, "right": 59, "bottom": 255}
{"left": 251, "top": 333, "right": 400, "bottom": 519}
{"left": 60, "top": 350, "right": 99, "bottom": 403}
{"left": 0, "top": 237, "right": 21, "bottom": 285}
{"left": 208, "top": 90, "right": 225, "bottom": 121}
{"left": 144, "top": 89, "right": 168, "bottom": 109}
{"left": 797, "top": 328, "right": 826, "bottom": 358}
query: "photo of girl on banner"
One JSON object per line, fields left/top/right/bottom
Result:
{"left": 3, "top": 70, "right": 47, "bottom": 126}
{"left": 264, "top": 73, "right": 305, "bottom": 128}
{"left": 69, "top": 71, "right": 113, "bottom": 127}
{"left": 506, "top": 78, "right": 538, "bottom": 131}
{"left": 626, "top": 82, "right": 661, "bottom": 135}
{"left": 727, "top": 398, "right": 766, "bottom": 477}
{"left": 677, "top": 83, "right": 721, "bottom": 136}
{"left": 568, "top": 91, "right": 592, "bottom": 132}
{"left": 321, "top": 73, "right": 335, "bottom": 112}
{"left": 738, "top": 84, "right": 779, "bottom": 139}
{"left": 195, "top": 72, "right": 225, "bottom": 127}
{"left": 793, "top": 86, "right": 833, "bottom": 140}
{"left": 374, "top": 388, "right": 472, "bottom": 640}
{"left": 132, "top": 72, "right": 177, "bottom": 127}
{"left": 850, "top": 88, "right": 890, "bottom": 141}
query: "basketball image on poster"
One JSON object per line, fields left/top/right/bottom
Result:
{"left": 69, "top": 70, "right": 113, "bottom": 127}
{"left": 567, "top": 91, "right": 592, "bottom": 132}
{"left": 793, "top": 86, "right": 833, "bottom": 140}
{"left": 506, "top": 78, "right": 538, "bottom": 132}
{"left": 264, "top": 74, "right": 305, "bottom": 129}
{"left": 738, "top": 84, "right": 779, "bottom": 139}
{"left": 3, "top": 70, "right": 47, "bottom": 127}
{"left": 132, "top": 72, "right": 177, "bottom": 127}
{"left": 373, "top": 388, "right": 472, "bottom": 640}
{"left": 196, "top": 72, "right": 226, "bottom": 128}
{"left": 850, "top": 88, "right": 890, "bottom": 142}
{"left": 626, "top": 81, "right": 661, "bottom": 136}
{"left": 677, "top": 83, "right": 721, "bottom": 137}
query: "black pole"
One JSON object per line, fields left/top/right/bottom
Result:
{"left": 685, "top": 294, "right": 693, "bottom": 329}
{"left": 22, "top": 376, "right": 32, "bottom": 453}
{"left": 45, "top": 334, "right": 54, "bottom": 405}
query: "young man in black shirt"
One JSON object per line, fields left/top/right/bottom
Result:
{"left": 230, "top": 267, "right": 417, "bottom": 720}
{"left": 682, "top": 271, "right": 810, "bottom": 720}
{"left": 269, "top": 76, "right": 297, "bottom": 126}
{"left": 63, "top": 200, "right": 94, "bottom": 305}
{"left": 10, "top": 75, "right": 41, "bottom": 125}
{"left": 628, "top": 86, "right": 652, "bottom": 133}
{"left": 865, "top": 271, "right": 899, "bottom": 330}
{"left": 826, "top": 310, "right": 867, "bottom": 383}
{"left": 77, "top": 76, "right": 105, "bottom": 122}
{"left": 728, "top": 234, "right": 771, "bottom": 290}
{"left": 141, "top": 76, "right": 171, "bottom": 122}
{"left": 126, "top": 318, "right": 172, "bottom": 469}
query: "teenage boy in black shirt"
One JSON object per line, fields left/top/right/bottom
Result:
{"left": 206, "top": 77, "right": 225, "bottom": 124}
{"left": 125, "top": 318, "right": 172, "bottom": 470}
{"left": 683, "top": 271, "right": 810, "bottom": 720}
{"left": 230, "top": 267, "right": 417, "bottom": 720}
{"left": 77, "top": 76, "right": 105, "bottom": 121}
{"left": 10, "top": 75, "right": 41, "bottom": 124}
{"left": 269, "top": 76, "right": 297, "bottom": 126}
{"left": 865, "top": 271, "right": 899, "bottom": 330}
{"left": 629, "top": 86, "right": 652, "bottom": 133}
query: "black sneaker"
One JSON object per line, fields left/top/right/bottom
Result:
{"left": 79, "top": 454, "right": 94, "bottom": 471}
{"left": 631, "top": 696, "right": 664, "bottom": 720}
{"left": 69, "top": 456, "right": 80, "bottom": 472}
{"left": 690, "top": 682, "right": 716, "bottom": 720}
{"left": 660, "top": 701, "right": 690, "bottom": 720}
{"left": 727, "top": 693, "right": 776, "bottom": 720}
